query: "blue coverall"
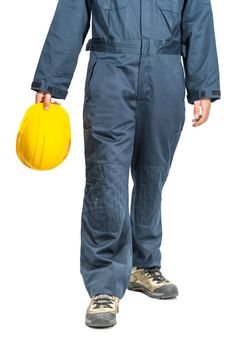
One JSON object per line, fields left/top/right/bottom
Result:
{"left": 31, "top": 0, "right": 221, "bottom": 299}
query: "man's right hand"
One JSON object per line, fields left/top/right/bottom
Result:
{"left": 35, "top": 91, "right": 61, "bottom": 110}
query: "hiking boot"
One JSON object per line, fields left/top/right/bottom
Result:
{"left": 128, "top": 266, "right": 178, "bottom": 299}
{"left": 85, "top": 293, "right": 120, "bottom": 328}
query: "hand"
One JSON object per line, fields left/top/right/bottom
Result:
{"left": 192, "top": 98, "right": 211, "bottom": 127}
{"left": 35, "top": 91, "right": 61, "bottom": 110}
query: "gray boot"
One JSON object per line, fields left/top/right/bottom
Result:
{"left": 128, "top": 266, "right": 178, "bottom": 299}
{"left": 85, "top": 294, "right": 120, "bottom": 328}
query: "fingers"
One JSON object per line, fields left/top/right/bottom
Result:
{"left": 192, "top": 99, "right": 211, "bottom": 127}
{"left": 35, "top": 91, "right": 51, "bottom": 109}
{"left": 35, "top": 91, "right": 45, "bottom": 104}
{"left": 35, "top": 91, "right": 61, "bottom": 110}
{"left": 53, "top": 100, "right": 61, "bottom": 106}
{"left": 43, "top": 93, "right": 51, "bottom": 110}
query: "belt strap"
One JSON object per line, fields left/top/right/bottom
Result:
{"left": 86, "top": 38, "right": 186, "bottom": 56}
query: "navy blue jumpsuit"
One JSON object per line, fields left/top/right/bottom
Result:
{"left": 31, "top": 0, "right": 221, "bottom": 299}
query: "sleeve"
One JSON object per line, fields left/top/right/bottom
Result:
{"left": 181, "top": 0, "right": 221, "bottom": 104}
{"left": 31, "top": 0, "right": 92, "bottom": 99}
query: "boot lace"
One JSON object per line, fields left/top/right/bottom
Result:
{"left": 138, "top": 266, "right": 169, "bottom": 283}
{"left": 92, "top": 294, "right": 114, "bottom": 309}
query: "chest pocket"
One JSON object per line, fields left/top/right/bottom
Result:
{"left": 157, "top": 0, "right": 180, "bottom": 13}
{"left": 97, "top": 0, "right": 130, "bottom": 10}
{"left": 157, "top": 0, "right": 181, "bottom": 40}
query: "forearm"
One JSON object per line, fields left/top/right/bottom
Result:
{"left": 31, "top": 0, "right": 92, "bottom": 99}
{"left": 181, "top": 0, "right": 221, "bottom": 104}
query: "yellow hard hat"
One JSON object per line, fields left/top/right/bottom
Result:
{"left": 16, "top": 102, "right": 71, "bottom": 170}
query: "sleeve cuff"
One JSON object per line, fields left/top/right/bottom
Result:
{"left": 31, "top": 80, "right": 68, "bottom": 99}
{"left": 187, "top": 88, "right": 221, "bottom": 104}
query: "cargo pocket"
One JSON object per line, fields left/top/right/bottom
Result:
{"left": 97, "top": 0, "right": 130, "bottom": 10}
{"left": 157, "top": 0, "right": 181, "bottom": 40}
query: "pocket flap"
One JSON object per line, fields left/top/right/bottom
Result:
{"left": 98, "top": 0, "right": 130, "bottom": 10}
{"left": 157, "top": 0, "right": 180, "bottom": 13}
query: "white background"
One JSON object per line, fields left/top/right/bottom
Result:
{"left": 0, "top": 0, "right": 232, "bottom": 349}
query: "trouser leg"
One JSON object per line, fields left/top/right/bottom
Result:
{"left": 80, "top": 161, "right": 133, "bottom": 298}
{"left": 80, "top": 53, "right": 137, "bottom": 298}
{"left": 130, "top": 54, "right": 186, "bottom": 268}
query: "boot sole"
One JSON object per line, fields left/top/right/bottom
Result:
{"left": 128, "top": 282, "right": 178, "bottom": 299}
{"left": 85, "top": 317, "right": 116, "bottom": 328}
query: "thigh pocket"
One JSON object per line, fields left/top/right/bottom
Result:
{"left": 157, "top": 0, "right": 181, "bottom": 40}
{"left": 97, "top": 0, "right": 130, "bottom": 10}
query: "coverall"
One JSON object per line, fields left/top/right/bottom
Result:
{"left": 31, "top": 0, "right": 221, "bottom": 299}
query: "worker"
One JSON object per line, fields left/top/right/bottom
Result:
{"left": 31, "top": 0, "right": 221, "bottom": 328}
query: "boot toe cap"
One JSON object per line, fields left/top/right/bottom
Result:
{"left": 85, "top": 312, "right": 116, "bottom": 328}
{"left": 152, "top": 284, "right": 179, "bottom": 299}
